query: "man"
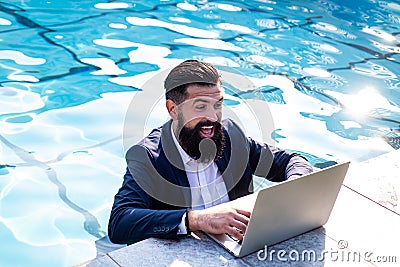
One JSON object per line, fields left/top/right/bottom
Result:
{"left": 108, "top": 60, "right": 313, "bottom": 244}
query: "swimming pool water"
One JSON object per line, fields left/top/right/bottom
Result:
{"left": 0, "top": 0, "right": 399, "bottom": 266}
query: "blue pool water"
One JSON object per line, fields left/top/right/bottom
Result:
{"left": 0, "top": 0, "right": 399, "bottom": 266}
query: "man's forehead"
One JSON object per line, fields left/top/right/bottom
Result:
{"left": 186, "top": 84, "right": 224, "bottom": 99}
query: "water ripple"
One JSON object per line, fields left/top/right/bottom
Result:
{"left": 0, "top": 134, "right": 107, "bottom": 239}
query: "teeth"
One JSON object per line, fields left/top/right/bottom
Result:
{"left": 202, "top": 126, "right": 213, "bottom": 129}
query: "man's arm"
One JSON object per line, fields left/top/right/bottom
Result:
{"left": 247, "top": 137, "right": 313, "bottom": 182}
{"left": 108, "top": 168, "right": 186, "bottom": 244}
{"left": 187, "top": 206, "right": 251, "bottom": 241}
{"left": 284, "top": 154, "right": 313, "bottom": 179}
{"left": 109, "top": 142, "right": 252, "bottom": 243}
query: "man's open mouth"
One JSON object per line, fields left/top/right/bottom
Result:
{"left": 199, "top": 125, "right": 214, "bottom": 138}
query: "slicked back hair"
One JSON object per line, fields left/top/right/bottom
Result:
{"left": 165, "top": 60, "right": 221, "bottom": 104}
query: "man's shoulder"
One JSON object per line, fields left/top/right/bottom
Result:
{"left": 140, "top": 126, "right": 163, "bottom": 146}
{"left": 222, "top": 118, "right": 238, "bottom": 129}
{"left": 222, "top": 118, "right": 246, "bottom": 136}
{"left": 126, "top": 121, "right": 170, "bottom": 160}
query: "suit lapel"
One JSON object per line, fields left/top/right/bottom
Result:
{"left": 217, "top": 119, "right": 251, "bottom": 200}
{"left": 215, "top": 157, "right": 232, "bottom": 198}
{"left": 160, "top": 120, "right": 192, "bottom": 207}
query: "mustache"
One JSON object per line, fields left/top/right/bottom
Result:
{"left": 177, "top": 119, "right": 224, "bottom": 162}
{"left": 192, "top": 120, "right": 219, "bottom": 131}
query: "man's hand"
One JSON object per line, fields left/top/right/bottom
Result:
{"left": 187, "top": 206, "right": 251, "bottom": 241}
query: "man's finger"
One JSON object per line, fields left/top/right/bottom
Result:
{"left": 229, "top": 219, "right": 247, "bottom": 234}
{"left": 235, "top": 208, "right": 251, "bottom": 218}
{"left": 232, "top": 210, "right": 251, "bottom": 225}
{"left": 227, "top": 226, "right": 245, "bottom": 241}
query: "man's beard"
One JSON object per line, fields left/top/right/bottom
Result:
{"left": 177, "top": 117, "right": 225, "bottom": 163}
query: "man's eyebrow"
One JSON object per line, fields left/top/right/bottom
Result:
{"left": 192, "top": 97, "right": 224, "bottom": 104}
{"left": 192, "top": 98, "right": 209, "bottom": 104}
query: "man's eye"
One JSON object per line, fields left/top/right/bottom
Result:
{"left": 195, "top": 105, "right": 206, "bottom": 110}
{"left": 215, "top": 102, "right": 223, "bottom": 109}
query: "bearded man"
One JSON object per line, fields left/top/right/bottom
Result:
{"left": 108, "top": 60, "right": 313, "bottom": 244}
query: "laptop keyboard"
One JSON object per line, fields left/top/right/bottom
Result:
{"left": 227, "top": 234, "right": 242, "bottom": 244}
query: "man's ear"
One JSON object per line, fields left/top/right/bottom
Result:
{"left": 166, "top": 99, "right": 178, "bottom": 120}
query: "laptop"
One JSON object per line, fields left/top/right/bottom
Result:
{"left": 206, "top": 161, "right": 350, "bottom": 257}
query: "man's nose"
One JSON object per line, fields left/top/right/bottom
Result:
{"left": 205, "top": 107, "right": 219, "bottom": 122}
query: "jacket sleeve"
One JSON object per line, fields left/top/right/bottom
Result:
{"left": 108, "top": 147, "right": 186, "bottom": 244}
{"left": 247, "top": 137, "right": 313, "bottom": 182}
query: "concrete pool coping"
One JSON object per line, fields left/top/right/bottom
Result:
{"left": 77, "top": 149, "right": 400, "bottom": 266}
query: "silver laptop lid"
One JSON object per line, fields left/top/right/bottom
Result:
{"left": 237, "top": 161, "right": 350, "bottom": 257}
{"left": 208, "top": 162, "right": 350, "bottom": 257}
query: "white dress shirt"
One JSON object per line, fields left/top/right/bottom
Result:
{"left": 171, "top": 125, "right": 230, "bottom": 233}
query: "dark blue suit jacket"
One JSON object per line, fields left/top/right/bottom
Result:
{"left": 108, "top": 119, "right": 312, "bottom": 244}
